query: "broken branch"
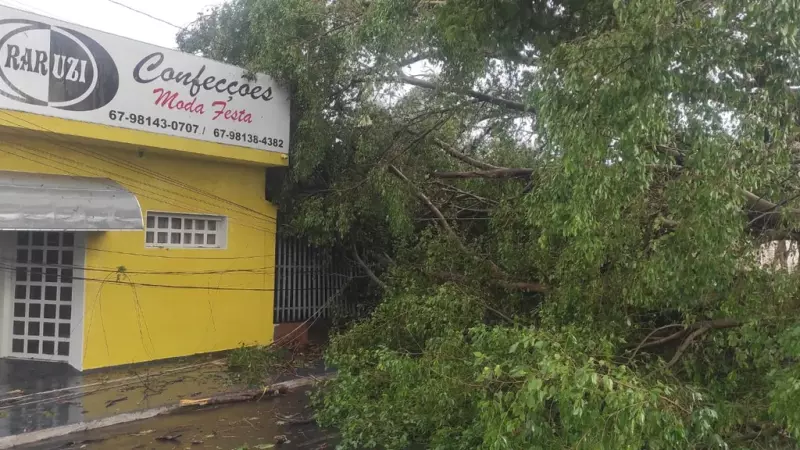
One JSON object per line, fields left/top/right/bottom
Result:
{"left": 434, "top": 138, "right": 500, "bottom": 170}
{"left": 628, "top": 324, "right": 686, "bottom": 361}
{"left": 353, "top": 246, "right": 387, "bottom": 290}
{"left": 743, "top": 189, "right": 800, "bottom": 220}
{"left": 388, "top": 164, "right": 461, "bottom": 244}
{"left": 390, "top": 165, "right": 546, "bottom": 293}
{"left": 666, "top": 325, "right": 711, "bottom": 369}
{"left": 433, "top": 181, "right": 499, "bottom": 205}
{"left": 633, "top": 319, "right": 741, "bottom": 352}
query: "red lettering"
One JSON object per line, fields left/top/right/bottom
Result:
{"left": 212, "top": 100, "right": 227, "bottom": 120}
{"left": 153, "top": 88, "right": 177, "bottom": 107}
{"left": 211, "top": 100, "right": 254, "bottom": 123}
{"left": 184, "top": 96, "right": 197, "bottom": 112}
{"left": 153, "top": 88, "right": 207, "bottom": 115}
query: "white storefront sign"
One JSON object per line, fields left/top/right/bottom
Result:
{"left": 0, "top": 6, "right": 290, "bottom": 153}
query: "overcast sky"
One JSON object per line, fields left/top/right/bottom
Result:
{"left": 0, "top": 0, "right": 219, "bottom": 49}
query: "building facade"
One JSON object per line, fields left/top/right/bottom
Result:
{"left": 0, "top": 7, "right": 289, "bottom": 370}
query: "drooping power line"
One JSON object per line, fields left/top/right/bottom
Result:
{"left": 106, "top": 0, "right": 183, "bottom": 29}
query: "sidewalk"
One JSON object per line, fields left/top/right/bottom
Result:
{"left": 0, "top": 356, "right": 236, "bottom": 437}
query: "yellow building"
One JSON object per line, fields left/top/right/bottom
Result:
{"left": 0, "top": 7, "right": 288, "bottom": 370}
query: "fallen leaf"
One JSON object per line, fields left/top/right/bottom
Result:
{"left": 254, "top": 445, "right": 275, "bottom": 449}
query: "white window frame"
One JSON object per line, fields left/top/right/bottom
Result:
{"left": 145, "top": 212, "right": 227, "bottom": 249}
{"left": 0, "top": 231, "right": 86, "bottom": 370}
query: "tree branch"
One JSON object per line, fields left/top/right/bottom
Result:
{"left": 485, "top": 50, "right": 538, "bottom": 66}
{"left": 389, "top": 164, "right": 546, "bottom": 293}
{"left": 732, "top": 424, "right": 780, "bottom": 443}
{"left": 388, "top": 164, "right": 460, "bottom": 243}
{"left": 396, "top": 75, "right": 532, "bottom": 113}
{"left": 743, "top": 189, "right": 800, "bottom": 220}
{"left": 353, "top": 246, "right": 386, "bottom": 290}
{"left": 634, "top": 319, "right": 741, "bottom": 352}
{"left": 434, "top": 138, "right": 500, "bottom": 170}
{"left": 625, "top": 318, "right": 742, "bottom": 368}
{"left": 495, "top": 279, "right": 548, "bottom": 293}
{"left": 666, "top": 325, "right": 710, "bottom": 369}
{"left": 431, "top": 168, "right": 533, "bottom": 179}
{"left": 433, "top": 181, "right": 499, "bottom": 206}
{"left": 628, "top": 324, "right": 686, "bottom": 361}
{"left": 637, "top": 327, "right": 688, "bottom": 350}
{"left": 432, "top": 272, "right": 547, "bottom": 293}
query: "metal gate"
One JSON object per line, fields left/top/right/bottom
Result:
{"left": 9, "top": 231, "right": 78, "bottom": 362}
{"left": 274, "top": 235, "right": 355, "bottom": 323}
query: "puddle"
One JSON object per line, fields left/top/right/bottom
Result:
{"left": 19, "top": 387, "right": 337, "bottom": 450}
{"left": 0, "top": 357, "right": 240, "bottom": 436}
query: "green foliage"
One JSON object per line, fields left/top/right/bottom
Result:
{"left": 227, "top": 344, "right": 288, "bottom": 386}
{"left": 182, "top": 0, "right": 800, "bottom": 447}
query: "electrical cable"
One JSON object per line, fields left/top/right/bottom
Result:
{"left": 0, "top": 262, "right": 345, "bottom": 292}
{"left": 0, "top": 257, "right": 356, "bottom": 278}
{"left": 0, "top": 128, "right": 276, "bottom": 234}
{"left": 0, "top": 137, "right": 272, "bottom": 234}
{"left": 0, "top": 0, "right": 67, "bottom": 21}
{"left": 106, "top": 0, "right": 183, "bottom": 29}
{"left": 78, "top": 245, "right": 272, "bottom": 260}
{"left": 0, "top": 112, "right": 279, "bottom": 224}
{"left": 0, "top": 115, "right": 277, "bottom": 232}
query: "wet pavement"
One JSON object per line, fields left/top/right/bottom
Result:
{"left": 0, "top": 355, "right": 237, "bottom": 437}
{"left": 18, "top": 387, "right": 337, "bottom": 450}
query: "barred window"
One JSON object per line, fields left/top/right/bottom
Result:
{"left": 145, "top": 212, "right": 226, "bottom": 249}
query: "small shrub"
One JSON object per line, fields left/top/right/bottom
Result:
{"left": 227, "top": 344, "right": 288, "bottom": 385}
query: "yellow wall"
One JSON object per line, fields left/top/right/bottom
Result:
{"left": 0, "top": 122, "right": 278, "bottom": 370}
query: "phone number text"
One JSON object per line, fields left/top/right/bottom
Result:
{"left": 108, "top": 110, "right": 202, "bottom": 134}
{"left": 213, "top": 129, "right": 284, "bottom": 148}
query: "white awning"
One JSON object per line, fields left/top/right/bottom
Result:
{"left": 0, "top": 170, "right": 143, "bottom": 231}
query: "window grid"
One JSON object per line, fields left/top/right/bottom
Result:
{"left": 12, "top": 231, "right": 75, "bottom": 361}
{"left": 145, "top": 213, "right": 225, "bottom": 249}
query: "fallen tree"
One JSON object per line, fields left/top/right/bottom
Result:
{"left": 180, "top": 0, "right": 800, "bottom": 448}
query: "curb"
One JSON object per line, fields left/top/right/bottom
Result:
{"left": 0, "top": 374, "right": 333, "bottom": 449}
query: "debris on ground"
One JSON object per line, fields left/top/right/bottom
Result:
{"left": 275, "top": 412, "right": 314, "bottom": 425}
{"left": 104, "top": 396, "right": 127, "bottom": 408}
{"left": 154, "top": 433, "right": 181, "bottom": 442}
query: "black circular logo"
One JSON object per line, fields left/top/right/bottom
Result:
{"left": 0, "top": 19, "right": 118, "bottom": 111}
